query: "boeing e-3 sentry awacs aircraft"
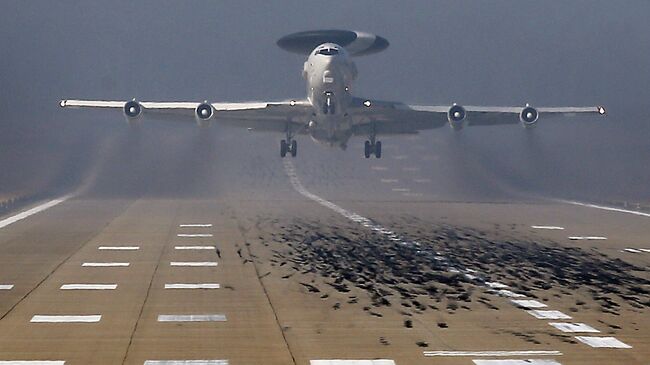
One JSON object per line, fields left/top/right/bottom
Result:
{"left": 60, "top": 30, "right": 606, "bottom": 158}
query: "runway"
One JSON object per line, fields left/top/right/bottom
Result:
{"left": 0, "top": 130, "right": 648, "bottom": 365}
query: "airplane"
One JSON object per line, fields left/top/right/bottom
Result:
{"left": 60, "top": 29, "right": 606, "bottom": 158}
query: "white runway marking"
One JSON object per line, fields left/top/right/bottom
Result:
{"left": 0, "top": 360, "right": 65, "bottom": 365}
{"left": 413, "top": 178, "right": 431, "bottom": 183}
{"left": 174, "top": 246, "right": 215, "bottom": 250}
{"left": 60, "top": 284, "right": 117, "bottom": 290}
{"left": 549, "top": 322, "right": 599, "bottom": 333}
{"left": 623, "top": 248, "right": 642, "bottom": 253}
{"left": 31, "top": 315, "right": 101, "bottom": 323}
{"left": 82, "top": 262, "right": 129, "bottom": 267}
{"left": 177, "top": 234, "right": 213, "bottom": 237}
{"left": 98, "top": 246, "right": 139, "bottom": 251}
{"left": 424, "top": 351, "right": 561, "bottom": 357}
{"left": 179, "top": 224, "right": 213, "bottom": 228}
{"left": 170, "top": 262, "right": 218, "bottom": 267}
{"left": 380, "top": 179, "right": 398, "bottom": 183}
{"left": 574, "top": 336, "right": 631, "bottom": 348}
{"left": 157, "top": 314, "right": 226, "bottom": 322}
{"left": 145, "top": 361, "right": 227, "bottom": 365}
{"left": 640, "top": 248, "right": 650, "bottom": 252}
{"left": 393, "top": 155, "right": 408, "bottom": 160}
{"left": 568, "top": 236, "right": 607, "bottom": 240}
{"left": 527, "top": 310, "right": 572, "bottom": 320}
{"left": 495, "top": 290, "right": 526, "bottom": 298}
{"left": 531, "top": 226, "right": 565, "bottom": 230}
{"left": 486, "top": 282, "right": 509, "bottom": 289}
{"left": 511, "top": 299, "right": 547, "bottom": 308}
{"left": 311, "top": 361, "right": 396, "bottom": 365}
{"left": 371, "top": 166, "right": 388, "bottom": 171}
{"left": 164, "top": 284, "right": 220, "bottom": 289}
{"left": 0, "top": 285, "right": 14, "bottom": 290}
{"left": 391, "top": 188, "right": 410, "bottom": 192}
{"left": 472, "top": 360, "right": 561, "bottom": 365}
{"left": 0, "top": 196, "right": 70, "bottom": 229}
{"left": 561, "top": 200, "right": 650, "bottom": 218}
{"left": 403, "top": 167, "right": 420, "bottom": 172}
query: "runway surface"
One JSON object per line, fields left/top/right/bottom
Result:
{"left": 0, "top": 129, "right": 648, "bottom": 365}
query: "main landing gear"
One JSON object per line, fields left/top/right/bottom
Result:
{"left": 281, "top": 139, "right": 297, "bottom": 158}
{"left": 364, "top": 140, "right": 382, "bottom": 159}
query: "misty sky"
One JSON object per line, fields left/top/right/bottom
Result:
{"left": 1, "top": 1, "right": 649, "bottom": 200}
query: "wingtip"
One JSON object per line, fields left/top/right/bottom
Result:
{"left": 59, "top": 100, "right": 67, "bottom": 108}
{"left": 597, "top": 105, "right": 607, "bottom": 115}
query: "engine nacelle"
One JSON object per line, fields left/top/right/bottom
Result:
{"left": 123, "top": 100, "right": 143, "bottom": 125}
{"left": 447, "top": 104, "right": 467, "bottom": 130}
{"left": 519, "top": 105, "right": 539, "bottom": 128}
{"left": 195, "top": 102, "right": 214, "bottom": 127}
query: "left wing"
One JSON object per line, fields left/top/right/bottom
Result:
{"left": 59, "top": 99, "right": 312, "bottom": 133}
{"left": 349, "top": 97, "right": 606, "bottom": 135}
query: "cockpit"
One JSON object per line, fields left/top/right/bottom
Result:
{"left": 316, "top": 47, "right": 340, "bottom": 56}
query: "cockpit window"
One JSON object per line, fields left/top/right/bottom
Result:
{"left": 316, "top": 48, "right": 339, "bottom": 56}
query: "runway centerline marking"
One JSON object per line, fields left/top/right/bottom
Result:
{"left": 164, "top": 283, "right": 220, "bottom": 289}
{"left": 423, "top": 350, "right": 562, "bottom": 357}
{"left": 174, "top": 246, "right": 215, "bottom": 250}
{"left": 144, "top": 361, "right": 228, "bottom": 365}
{"left": 0, "top": 195, "right": 70, "bottom": 229}
{"left": 549, "top": 322, "right": 599, "bottom": 333}
{"left": 179, "top": 224, "right": 213, "bottom": 227}
{"left": 170, "top": 262, "right": 218, "bottom": 267}
{"left": 157, "top": 314, "right": 226, "bottom": 322}
{"left": 98, "top": 246, "right": 139, "bottom": 250}
{"left": 568, "top": 236, "right": 607, "bottom": 240}
{"left": 560, "top": 200, "right": 650, "bottom": 218}
{"left": 0, "top": 362, "right": 66, "bottom": 365}
{"left": 82, "top": 262, "right": 129, "bottom": 267}
{"left": 177, "top": 234, "right": 213, "bottom": 237}
{"left": 60, "top": 284, "right": 117, "bottom": 290}
{"left": 0, "top": 285, "right": 14, "bottom": 290}
{"left": 472, "top": 360, "right": 562, "bottom": 365}
{"left": 311, "top": 361, "right": 396, "bottom": 365}
{"left": 574, "top": 336, "right": 631, "bottom": 348}
{"left": 31, "top": 315, "right": 101, "bottom": 323}
{"left": 531, "top": 226, "right": 565, "bottom": 230}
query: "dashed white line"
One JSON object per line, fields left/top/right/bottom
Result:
{"left": 60, "top": 284, "right": 117, "bottom": 290}
{"left": 174, "top": 246, "right": 215, "bottom": 250}
{"left": 527, "top": 310, "right": 572, "bottom": 320}
{"left": 0, "top": 196, "right": 70, "bottom": 229}
{"left": 144, "top": 361, "right": 227, "bottom": 365}
{"left": 0, "top": 362, "right": 66, "bottom": 365}
{"left": 472, "top": 360, "right": 562, "bottom": 365}
{"left": 531, "top": 226, "right": 565, "bottom": 230}
{"left": 311, "top": 361, "right": 396, "bottom": 365}
{"left": 549, "top": 322, "right": 600, "bottom": 333}
{"left": 380, "top": 179, "right": 398, "bottom": 183}
{"left": 561, "top": 200, "right": 650, "bottom": 218}
{"left": 157, "top": 314, "right": 226, "bottom": 322}
{"left": 574, "top": 336, "right": 631, "bottom": 348}
{"left": 177, "top": 234, "right": 213, "bottom": 237}
{"left": 371, "top": 166, "right": 388, "bottom": 171}
{"left": 0, "top": 285, "right": 14, "bottom": 290}
{"left": 164, "top": 284, "right": 220, "bottom": 289}
{"left": 98, "top": 246, "right": 139, "bottom": 251}
{"left": 170, "top": 262, "right": 218, "bottom": 267}
{"left": 31, "top": 315, "right": 101, "bottom": 323}
{"left": 511, "top": 299, "right": 547, "bottom": 309}
{"left": 82, "top": 262, "right": 129, "bottom": 267}
{"left": 568, "top": 236, "right": 607, "bottom": 240}
{"left": 623, "top": 248, "right": 642, "bottom": 253}
{"left": 179, "top": 224, "right": 213, "bottom": 228}
{"left": 424, "top": 351, "right": 562, "bottom": 357}
{"left": 391, "top": 188, "right": 410, "bottom": 192}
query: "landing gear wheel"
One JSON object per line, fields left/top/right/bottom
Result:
{"left": 280, "top": 140, "right": 288, "bottom": 158}
{"left": 364, "top": 140, "right": 371, "bottom": 158}
{"left": 375, "top": 141, "right": 382, "bottom": 159}
{"left": 290, "top": 140, "right": 298, "bottom": 157}
{"left": 363, "top": 140, "right": 382, "bottom": 158}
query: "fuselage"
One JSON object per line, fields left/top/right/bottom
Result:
{"left": 302, "top": 43, "right": 358, "bottom": 148}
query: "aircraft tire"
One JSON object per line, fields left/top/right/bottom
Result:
{"left": 291, "top": 140, "right": 298, "bottom": 157}
{"left": 281, "top": 140, "right": 288, "bottom": 158}
{"left": 375, "top": 141, "right": 382, "bottom": 158}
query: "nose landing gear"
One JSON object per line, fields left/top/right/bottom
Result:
{"left": 364, "top": 140, "right": 382, "bottom": 158}
{"left": 281, "top": 139, "right": 297, "bottom": 158}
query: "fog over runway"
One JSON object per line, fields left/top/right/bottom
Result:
{"left": 1, "top": 1, "right": 650, "bottom": 365}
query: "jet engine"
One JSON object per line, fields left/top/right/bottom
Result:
{"left": 195, "top": 102, "right": 214, "bottom": 127}
{"left": 447, "top": 104, "right": 467, "bottom": 130}
{"left": 519, "top": 105, "right": 539, "bottom": 128}
{"left": 123, "top": 100, "right": 143, "bottom": 125}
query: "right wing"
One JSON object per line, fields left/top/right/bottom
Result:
{"left": 59, "top": 99, "right": 313, "bottom": 133}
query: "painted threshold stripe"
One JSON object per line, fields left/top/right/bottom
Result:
{"left": 0, "top": 196, "right": 70, "bottom": 229}
{"left": 31, "top": 315, "right": 101, "bottom": 323}
{"left": 568, "top": 236, "right": 607, "bottom": 240}
{"left": 157, "top": 314, "right": 226, "bottom": 322}
{"left": 527, "top": 310, "right": 572, "bottom": 320}
{"left": 164, "top": 284, "right": 220, "bottom": 289}
{"left": 0, "top": 285, "right": 14, "bottom": 290}
{"left": 549, "top": 323, "right": 599, "bottom": 333}
{"left": 311, "top": 361, "right": 396, "bottom": 365}
{"left": 473, "top": 361, "right": 561, "bottom": 365}
{"left": 623, "top": 248, "right": 642, "bottom": 253}
{"left": 511, "top": 299, "right": 547, "bottom": 308}
{"left": 145, "top": 361, "right": 227, "bottom": 365}
{"left": 177, "top": 234, "right": 213, "bottom": 237}
{"left": 179, "top": 224, "right": 213, "bottom": 227}
{"left": 82, "top": 262, "right": 129, "bottom": 267}
{"left": 486, "top": 282, "right": 509, "bottom": 289}
{"left": 174, "top": 246, "right": 215, "bottom": 250}
{"left": 424, "top": 351, "right": 561, "bottom": 357}
{"left": 531, "top": 226, "right": 564, "bottom": 230}
{"left": 574, "top": 336, "right": 631, "bottom": 348}
{"left": 496, "top": 290, "right": 526, "bottom": 298}
{"left": 0, "top": 360, "right": 65, "bottom": 365}
{"left": 170, "top": 262, "right": 218, "bottom": 267}
{"left": 98, "top": 246, "right": 139, "bottom": 250}
{"left": 561, "top": 200, "right": 650, "bottom": 218}
{"left": 60, "top": 284, "right": 117, "bottom": 290}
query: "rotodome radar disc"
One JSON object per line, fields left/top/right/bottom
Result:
{"left": 277, "top": 30, "right": 389, "bottom": 56}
